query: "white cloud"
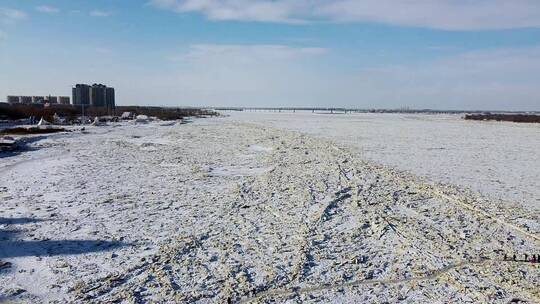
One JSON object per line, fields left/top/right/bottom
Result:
{"left": 0, "top": 7, "right": 27, "bottom": 24}
{"left": 148, "top": 0, "right": 540, "bottom": 30}
{"left": 150, "top": 0, "right": 307, "bottom": 23}
{"left": 316, "top": 0, "right": 540, "bottom": 30}
{"left": 36, "top": 5, "right": 60, "bottom": 14}
{"left": 174, "top": 44, "right": 326, "bottom": 62}
{"left": 90, "top": 10, "right": 113, "bottom": 17}
{"left": 0, "top": 8, "right": 26, "bottom": 41}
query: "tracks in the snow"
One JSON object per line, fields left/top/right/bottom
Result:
{"left": 240, "top": 259, "right": 538, "bottom": 303}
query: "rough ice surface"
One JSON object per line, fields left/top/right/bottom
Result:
{"left": 226, "top": 111, "right": 540, "bottom": 208}
{"left": 0, "top": 117, "right": 539, "bottom": 303}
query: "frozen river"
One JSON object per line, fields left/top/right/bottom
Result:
{"left": 226, "top": 111, "right": 540, "bottom": 208}
{"left": 1, "top": 118, "right": 538, "bottom": 302}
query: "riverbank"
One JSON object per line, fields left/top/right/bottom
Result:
{"left": 0, "top": 118, "right": 538, "bottom": 303}
{"left": 464, "top": 113, "right": 540, "bottom": 123}
{"left": 0, "top": 102, "right": 217, "bottom": 123}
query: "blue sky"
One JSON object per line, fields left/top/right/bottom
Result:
{"left": 1, "top": 0, "right": 540, "bottom": 110}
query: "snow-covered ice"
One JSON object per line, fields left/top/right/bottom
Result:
{"left": 0, "top": 117, "right": 538, "bottom": 303}
{"left": 225, "top": 111, "right": 540, "bottom": 208}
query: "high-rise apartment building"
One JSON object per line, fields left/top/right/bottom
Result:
{"left": 90, "top": 84, "right": 107, "bottom": 107}
{"left": 72, "top": 84, "right": 115, "bottom": 109}
{"left": 72, "top": 84, "right": 91, "bottom": 105}
{"left": 105, "top": 87, "right": 115, "bottom": 110}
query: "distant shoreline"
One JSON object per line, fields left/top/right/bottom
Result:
{"left": 212, "top": 106, "right": 539, "bottom": 115}
{"left": 0, "top": 102, "right": 217, "bottom": 123}
{"left": 464, "top": 113, "right": 540, "bottom": 123}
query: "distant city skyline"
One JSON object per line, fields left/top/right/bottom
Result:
{"left": 1, "top": 1, "right": 540, "bottom": 111}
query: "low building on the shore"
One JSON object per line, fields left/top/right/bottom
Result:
{"left": 32, "top": 96, "right": 45, "bottom": 103}
{"left": 20, "top": 96, "right": 32, "bottom": 104}
{"left": 7, "top": 96, "right": 20, "bottom": 104}
{"left": 7, "top": 95, "right": 71, "bottom": 105}
{"left": 58, "top": 96, "right": 70, "bottom": 104}
{"left": 45, "top": 96, "right": 58, "bottom": 104}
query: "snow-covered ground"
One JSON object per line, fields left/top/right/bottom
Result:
{"left": 225, "top": 111, "right": 540, "bottom": 208}
{"left": 0, "top": 118, "right": 539, "bottom": 303}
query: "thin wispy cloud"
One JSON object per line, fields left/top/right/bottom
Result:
{"left": 156, "top": 43, "right": 329, "bottom": 105}
{"left": 316, "top": 0, "right": 540, "bottom": 30}
{"left": 0, "top": 7, "right": 27, "bottom": 24}
{"left": 175, "top": 44, "right": 327, "bottom": 62}
{"left": 150, "top": 0, "right": 307, "bottom": 23}
{"left": 332, "top": 47, "right": 540, "bottom": 110}
{"left": 35, "top": 5, "right": 60, "bottom": 14}
{"left": 90, "top": 10, "right": 113, "bottom": 17}
{"left": 95, "top": 47, "right": 114, "bottom": 55}
{"left": 152, "top": 44, "right": 540, "bottom": 110}
{"left": 149, "top": 0, "right": 540, "bottom": 30}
